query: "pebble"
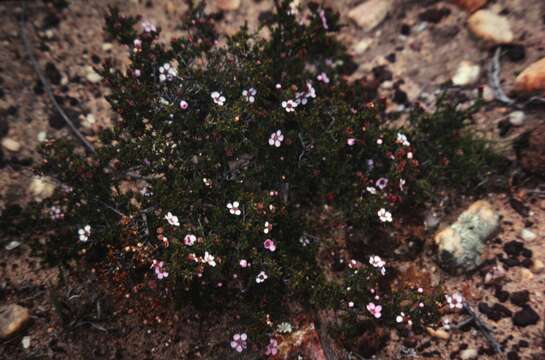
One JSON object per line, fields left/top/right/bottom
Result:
{"left": 531, "top": 259, "right": 544, "bottom": 274}
{"left": 452, "top": 60, "right": 481, "bottom": 86}
{"left": 512, "top": 305, "right": 540, "bottom": 327}
{"left": 521, "top": 228, "right": 537, "bottom": 241}
{"left": 460, "top": 348, "right": 479, "bottom": 359}
{"left": 514, "top": 57, "right": 545, "bottom": 93}
{"left": 29, "top": 176, "right": 56, "bottom": 202}
{"left": 481, "top": 85, "right": 495, "bottom": 101}
{"left": 22, "top": 336, "right": 30, "bottom": 349}
{"left": 85, "top": 66, "right": 103, "bottom": 83}
{"left": 216, "top": 0, "right": 241, "bottom": 11}
{"left": 101, "top": 42, "right": 113, "bottom": 51}
{"left": 2, "top": 137, "right": 21, "bottom": 152}
{"left": 453, "top": 0, "right": 488, "bottom": 13}
{"left": 348, "top": 0, "right": 393, "bottom": 31}
{"left": 0, "top": 304, "right": 30, "bottom": 338}
{"left": 468, "top": 10, "right": 514, "bottom": 44}
{"left": 520, "top": 268, "right": 534, "bottom": 281}
{"left": 5, "top": 241, "right": 21, "bottom": 251}
{"left": 352, "top": 38, "right": 373, "bottom": 55}
{"left": 508, "top": 111, "right": 525, "bottom": 126}
{"left": 37, "top": 131, "right": 47, "bottom": 142}
{"left": 426, "top": 327, "right": 450, "bottom": 340}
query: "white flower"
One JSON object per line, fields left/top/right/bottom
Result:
{"left": 366, "top": 186, "right": 377, "bottom": 195}
{"left": 211, "top": 91, "right": 226, "bottom": 106}
{"left": 369, "top": 255, "right": 385, "bottom": 268}
{"left": 399, "top": 178, "right": 406, "bottom": 191}
{"left": 407, "top": 152, "right": 413, "bottom": 159}
{"left": 396, "top": 312, "right": 405, "bottom": 323}
{"left": 281, "top": 100, "right": 297, "bottom": 112}
{"left": 242, "top": 88, "right": 256, "bottom": 103}
{"left": 348, "top": 301, "right": 354, "bottom": 308}
{"left": 78, "top": 225, "right": 91, "bottom": 242}
{"left": 256, "top": 271, "right": 268, "bottom": 283}
{"left": 159, "top": 63, "right": 177, "bottom": 82}
{"left": 269, "top": 130, "right": 284, "bottom": 147}
{"left": 276, "top": 322, "right": 293, "bottom": 334}
{"left": 203, "top": 178, "right": 212, "bottom": 187}
{"left": 227, "top": 201, "right": 241, "bottom": 216}
{"left": 317, "top": 72, "right": 330, "bottom": 84}
{"left": 377, "top": 208, "right": 393, "bottom": 223}
{"left": 376, "top": 138, "right": 383, "bottom": 145}
{"left": 230, "top": 333, "right": 248, "bottom": 353}
{"left": 397, "top": 132, "right": 410, "bottom": 146}
{"left": 446, "top": 292, "right": 464, "bottom": 309}
{"left": 142, "top": 20, "right": 156, "bottom": 33}
{"left": 203, "top": 251, "right": 216, "bottom": 267}
{"left": 184, "top": 234, "right": 196, "bottom": 246}
{"left": 264, "top": 221, "right": 272, "bottom": 234}
{"left": 165, "top": 212, "right": 180, "bottom": 227}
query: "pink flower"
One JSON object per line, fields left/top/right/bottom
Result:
{"left": 317, "top": 72, "right": 330, "bottom": 84}
{"left": 230, "top": 333, "right": 248, "bottom": 353}
{"left": 446, "top": 292, "right": 464, "bottom": 309}
{"left": 141, "top": 20, "right": 156, "bottom": 33}
{"left": 347, "top": 138, "right": 356, "bottom": 146}
{"left": 265, "top": 338, "right": 278, "bottom": 356}
{"left": 239, "top": 259, "right": 249, "bottom": 268}
{"left": 150, "top": 260, "right": 168, "bottom": 280}
{"left": 184, "top": 234, "right": 196, "bottom": 246}
{"left": 264, "top": 239, "right": 276, "bottom": 252}
{"left": 269, "top": 130, "right": 284, "bottom": 147}
{"left": 376, "top": 177, "right": 389, "bottom": 190}
{"left": 134, "top": 69, "right": 141, "bottom": 77}
{"left": 281, "top": 100, "right": 297, "bottom": 112}
{"left": 367, "top": 302, "right": 382, "bottom": 319}
{"left": 180, "top": 100, "right": 189, "bottom": 110}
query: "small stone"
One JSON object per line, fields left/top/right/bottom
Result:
{"left": 452, "top": 0, "right": 488, "bottom": 13}
{"left": 509, "top": 111, "right": 525, "bottom": 126}
{"left": 514, "top": 57, "right": 545, "bottom": 93}
{"left": 216, "top": 0, "right": 240, "bottom": 11}
{"left": 0, "top": 304, "right": 30, "bottom": 338}
{"left": 102, "top": 42, "right": 113, "bottom": 51}
{"left": 512, "top": 305, "right": 539, "bottom": 327}
{"left": 468, "top": 10, "right": 514, "bottom": 45}
{"left": 29, "top": 176, "right": 56, "bottom": 202}
{"left": 426, "top": 327, "right": 450, "bottom": 340}
{"left": 352, "top": 38, "right": 373, "bottom": 55}
{"left": 520, "top": 268, "right": 534, "bottom": 281}
{"left": 460, "top": 348, "right": 479, "bottom": 359}
{"left": 510, "top": 290, "right": 529, "bottom": 307}
{"left": 348, "top": 0, "right": 393, "bottom": 31}
{"left": 452, "top": 61, "right": 481, "bottom": 86}
{"left": 5, "top": 241, "right": 21, "bottom": 251}
{"left": 435, "top": 200, "right": 499, "bottom": 273}
{"left": 521, "top": 228, "right": 537, "bottom": 241}
{"left": 505, "top": 44, "right": 526, "bottom": 62}
{"left": 482, "top": 85, "right": 495, "bottom": 101}
{"left": 418, "top": 8, "right": 451, "bottom": 24}
{"left": 531, "top": 259, "right": 544, "bottom": 274}
{"left": 37, "top": 131, "right": 47, "bottom": 142}
{"left": 22, "top": 336, "right": 30, "bottom": 349}
{"left": 2, "top": 138, "right": 21, "bottom": 152}
{"left": 85, "top": 66, "right": 103, "bottom": 83}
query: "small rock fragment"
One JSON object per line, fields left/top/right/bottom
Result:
{"left": 514, "top": 57, "right": 545, "bottom": 93}
{"left": 520, "top": 228, "right": 536, "bottom": 241}
{"left": 85, "top": 66, "right": 103, "bottom": 83}
{"left": 2, "top": 138, "right": 21, "bottom": 152}
{"left": 531, "top": 259, "right": 544, "bottom": 274}
{"left": 348, "top": 0, "right": 393, "bottom": 31}
{"left": 435, "top": 200, "right": 499, "bottom": 273}
{"left": 0, "top": 304, "right": 30, "bottom": 338}
{"left": 452, "top": 0, "right": 488, "bottom": 13}
{"left": 217, "top": 0, "right": 240, "bottom": 11}
{"left": 509, "top": 111, "right": 525, "bottom": 126}
{"left": 510, "top": 290, "right": 529, "bottom": 307}
{"left": 5, "top": 241, "right": 21, "bottom": 251}
{"left": 22, "top": 336, "right": 30, "bottom": 349}
{"left": 29, "top": 176, "right": 56, "bottom": 202}
{"left": 426, "top": 327, "right": 450, "bottom": 340}
{"left": 102, "top": 42, "right": 113, "bottom": 51}
{"left": 468, "top": 10, "right": 514, "bottom": 44}
{"left": 460, "top": 348, "right": 479, "bottom": 359}
{"left": 452, "top": 61, "right": 481, "bottom": 86}
{"left": 352, "top": 38, "right": 373, "bottom": 55}
{"left": 513, "top": 305, "right": 539, "bottom": 327}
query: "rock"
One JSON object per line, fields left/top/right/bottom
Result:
{"left": 452, "top": 61, "right": 481, "bottom": 86}
{"left": 453, "top": 0, "right": 488, "bottom": 13}
{"left": 352, "top": 38, "right": 373, "bottom": 55}
{"left": 510, "top": 290, "right": 529, "bottom": 307}
{"left": 468, "top": 10, "right": 514, "bottom": 45}
{"left": 22, "top": 336, "right": 30, "bottom": 349}
{"left": 520, "top": 228, "right": 537, "bottom": 241}
{"left": 348, "top": 0, "right": 393, "bottom": 31}
{"left": 102, "top": 42, "right": 113, "bottom": 51}
{"left": 516, "top": 123, "right": 545, "bottom": 175}
{"left": 276, "top": 323, "right": 330, "bottom": 360}
{"left": 216, "top": 0, "right": 240, "bottom": 11}
{"left": 509, "top": 111, "right": 525, "bottom": 126}
{"left": 504, "top": 44, "right": 526, "bottom": 62}
{"left": 531, "top": 259, "right": 544, "bottom": 274}
{"left": 434, "top": 200, "right": 499, "bottom": 273}
{"left": 426, "top": 327, "right": 450, "bottom": 340}
{"left": 418, "top": 8, "right": 451, "bottom": 24}
{"left": 460, "top": 348, "right": 479, "bottom": 359}
{"left": 512, "top": 305, "right": 539, "bottom": 327}
{"left": 29, "top": 176, "right": 56, "bottom": 202}
{"left": 514, "top": 57, "right": 545, "bottom": 93}
{"left": 520, "top": 268, "right": 534, "bottom": 281}
{"left": 5, "top": 241, "right": 21, "bottom": 251}
{"left": 85, "top": 66, "right": 103, "bottom": 83}
{"left": 2, "top": 137, "right": 21, "bottom": 152}
{"left": 0, "top": 304, "right": 30, "bottom": 338}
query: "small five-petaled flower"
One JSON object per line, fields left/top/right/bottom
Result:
{"left": 367, "top": 302, "right": 382, "bottom": 318}
{"left": 227, "top": 201, "right": 241, "bottom": 215}
{"left": 377, "top": 208, "right": 393, "bottom": 223}
{"left": 78, "top": 225, "right": 91, "bottom": 242}
{"left": 269, "top": 130, "right": 284, "bottom": 147}
{"left": 230, "top": 333, "right": 248, "bottom": 353}
{"left": 256, "top": 271, "right": 268, "bottom": 283}
{"left": 211, "top": 91, "right": 226, "bottom": 106}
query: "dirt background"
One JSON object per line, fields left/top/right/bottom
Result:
{"left": 1, "top": 0, "right": 545, "bottom": 359}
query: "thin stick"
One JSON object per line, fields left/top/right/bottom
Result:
{"left": 488, "top": 47, "right": 515, "bottom": 106}
{"left": 461, "top": 304, "right": 503, "bottom": 353}
{"left": 19, "top": 4, "right": 97, "bottom": 155}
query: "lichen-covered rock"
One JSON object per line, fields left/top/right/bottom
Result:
{"left": 434, "top": 200, "right": 499, "bottom": 273}
{"left": 0, "top": 304, "right": 30, "bottom": 339}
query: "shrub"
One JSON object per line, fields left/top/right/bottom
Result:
{"left": 21, "top": 0, "right": 505, "bottom": 355}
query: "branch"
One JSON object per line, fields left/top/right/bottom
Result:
{"left": 488, "top": 47, "right": 515, "bottom": 106}
{"left": 19, "top": 4, "right": 97, "bottom": 155}
{"left": 459, "top": 304, "right": 503, "bottom": 353}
